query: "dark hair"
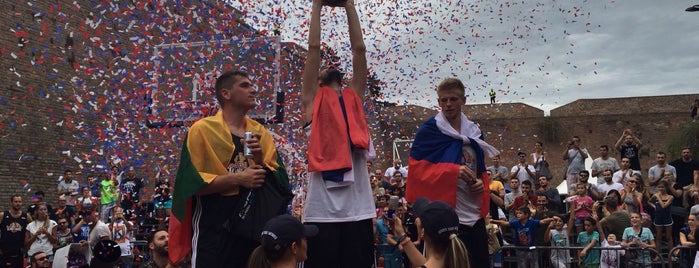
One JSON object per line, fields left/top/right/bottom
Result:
{"left": 600, "top": 145, "right": 609, "bottom": 150}
{"left": 583, "top": 217, "right": 596, "bottom": 226}
{"left": 535, "top": 141, "right": 543, "bottom": 146}
{"left": 146, "top": 228, "right": 169, "bottom": 244}
{"left": 30, "top": 251, "right": 46, "bottom": 264}
{"left": 65, "top": 169, "right": 72, "bottom": 174}
{"left": 521, "top": 180, "right": 533, "bottom": 188}
{"left": 579, "top": 170, "right": 590, "bottom": 176}
{"left": 214, "top": 71, "right": 249, "bottom": 105}
{"left": 656, "top": 151, "right": 666, "bottom": 156}
{"left": 319, "top": 68, "right": 344, "bottom": 86}
{"left": 10, "top": 194, "right": 21, "bottom": 202}
{"left": 246, "top": 237, "right": 303, "bottom": 268}
{"left": 517, "top": 206, "right": 531, "bottom": 216}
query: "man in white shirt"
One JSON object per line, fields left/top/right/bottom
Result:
{"left": 597, "top": 170, "right": 624, "bottom": 196}
{"left": 384, "top": 159, "right": 408, "bottom": 179}
{"left": 510, "top": 151, "right": 536, "bottom": 192}
{"left": 612, "top": 158, "right": 640, "bottom": 184}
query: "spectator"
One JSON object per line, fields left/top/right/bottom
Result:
{"left": 504, "top": 178, "right": 521, "bottom": 220}
{"left": 576, "top": 217, "right": 600, "bottom": 267}
{"left": 591, "top": 145, "right": 621, "bottom": 185}
{"left": 620, "top": 176, "right": 642, "bottom": 214}
{"left": 692, "top": 98, "right": 699, "bottom": 122}
{"left": 571, "top": 184, "right": 595, "bottom": 233}
{"left": 141, "top": 229, "right": 169, "bottom": 268}
{"left": 28, "top": 191, "right": 53, "bottom": 217}
{"left": 569, "top": 170, "right": 602, "bottom": 200}
{"left": 25, "top": 203, "right": 58, "bottom": 266}
{"left": 621, "top": 213, "right": 655, "bottom": 267}
{"left": 384, "top": 159, "right": 408, "bottom": 180}
{"left": 536, "top": 176, "right": 561, "bottom": 212}
{"left": 54, "top": 196, "right": 76, "bottom": 226}
{"left": 487, "top": 156, "right": 510, "bottom": 191}
{"left": 491, "top": 206, "right": 555, "bottom": 268}
{"left": 599, "top": 234, "right": 624, "bottom": 268}
{"left": 77, "top": 186, "right": 99, "bottom": 216}
{"left": 118, "top": 167, "right": 145, "bottom": 220}
{"left": 678, "top": 213, "right": 696, "bottom": 268}
{"left": 512, "top": 180, "right": 537, "bottom": 216}
{"left": 531, "top": 141, "right": 549, "bottom": 180}
{"left": 109, "top": 207, "right": 134, "bottom": 267}
{"left": 247, "top": 215, "right": 318, "bottom": 268}
{"left": 615, "top": 129, "right": 643, "bottom": 172}
{"left": 29, "top": 251, "right": 50, "bottom": 268}
{"left": 0, "top": 195, "right": 32, "bottom": 268}
{"left": 648, "top": 151, "right": 677, "bottom": 194}
{"left": 596, "top": 195, "right": 630, "bottom": 239}
{"left": 649, "top": 180, "right": 674, "bottom": 254}
{"left": 668, "top": 147, "right": 699, "bottom": 243}
{"left": 545, "top": 215, "right": 573, "bottom": 268}
{"left": 597, "top": 170, "right": 623, "bottom": 197}
{"left": 57, "top": 169, "right": 80, "bottom": 214}
{"left": 98, "top": 172, "right": 118, "bottom": 223}
{"left": 510, "top": 151, "right": 536, "bottom": 192}
{"left": 392, "top": 198, "right": 471, "bottom": 268}
{"left": 54, "top": 215, "right": 72, "bottom": 252}
{"left": 562, "top": 136, "right": 589, "bottom": 188}
{"left": 612, "top": 158, "right": 640, "bottom": 185}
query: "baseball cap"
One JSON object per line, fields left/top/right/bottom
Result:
{"left": 412, "top": 197, "right": 459, "bottom": 243}
{"left": 261, "top": 215, "right": 318, "bottom": 251}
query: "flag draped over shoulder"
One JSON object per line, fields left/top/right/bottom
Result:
{"left": 168, "top": 111, "right": 286, "bottom": 264}
{"left": 406, "top": 116, "right": 493, "bottom": 217}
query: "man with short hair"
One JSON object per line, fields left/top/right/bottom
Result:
{"left": 590, "top": 145, "right": 621, "bottom": 185}
{"left": 0, "top": 195, "right": 32, "bottom": 268}
{"left": 512, "top": 180, "right": 538, "bottom": 214}
{"left": 615, "top": 129, "right": 643, "bottom": 172}
{"left": 504, "top": 178, "right": 521, "bottom": 220}
{"left": 510, "top": 151, "right": 536, "bottom": 192}
{"left": 57, "top": 169, "right": 80, "bottom": 213}
{"left": 596, "top": 196, "right": 630, "bottom": 239}
{"left": 406, "top": 77, "right": 499, "bottom": 268}
{"left": 169, "top": 70, "right": 290, "bottom": 267}
{"left": 301, "top": 1, "right": 376, "bottom": 267}
{"left": 29, "top": 251, "right": 50, "bottom": 268}
{"left": 612, "top": 157, "right": 640, "bottom": 185}
{"left": 562, "top": 136, "right": 589, "bottom": 187}
{"left": 487, "top": 156, "right": 510, "bottom": 190}
{"left": 535, "top": 176, "right": 561, "bottom": 212}
{"left": 648, "top": 151, "right": 677, "bottom": 194}
{"left": 669, "top": 147, "right": 699, "bottom": 189}
{"left": 597, "top": 170, "right": 624, "bottom": 196}
{"left": 384, "top": 159, "right": 408, "bottom": 180}
{"left": 141, "top": 229, "right": 169, "bottom": 268}
{"left": 118, "top": 167, "right": 145, "bottom": 220}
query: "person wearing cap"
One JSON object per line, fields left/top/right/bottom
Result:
{"left": 247, "top": 215, "right": 318, "bottom": 268}
{"left": 510, "top": 151, "right": 536, "bottom": 192}
{"left": 391, "top": 198, "right": 469, "bottom": 268}
{"left": 405, "top": 78, "right": 500, "bottom": 268}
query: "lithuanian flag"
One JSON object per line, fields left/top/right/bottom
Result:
{"left": 168, "top": 112, "right": 287, "bottom": 264}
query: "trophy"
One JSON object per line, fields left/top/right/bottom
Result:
{"left": 322, "top": 0, "right": 346, "bottom": 7}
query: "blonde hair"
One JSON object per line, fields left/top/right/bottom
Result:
{"left": 445, "top": 233, "right": 470, "bottom": 268}
{"left": 437, "top": 78, "right": 466, "bottom": 97}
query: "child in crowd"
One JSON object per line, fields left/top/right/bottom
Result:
{"left": 576, "top": 217, "right": 600, "bottom": 268}
{"left": 599, "top": 233, "right": 624, "bottom": 268}
{"left": 572, "top": 183, "right": 594, "bottom": 233}
{"left": 544, "top": 215, "right": 572, "bottom": 268}
{"left": 649, "top": 179, "right": 673, "bottom": 254}
{"left": 622, "top": 212, "right": 655, "bottom": 267}
{"left": 492, "top": 206, "right": 554, "bottom": 268}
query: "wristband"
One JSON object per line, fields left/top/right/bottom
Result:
{"left": 395, "top": 234, "right": 408, "bottom": 247}
{"left": 399, "top": 236, "right": 411, "bottom": 247}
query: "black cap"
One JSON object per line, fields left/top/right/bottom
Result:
{"left": 92, "top": 240, "right": 121, "bottom": 263}
{"left": 261, "top": 215, "right": 318, "bottom": 251}
{"left": 412, "top": 197, "right": 459, "bottom": 243}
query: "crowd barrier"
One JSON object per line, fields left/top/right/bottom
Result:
{"left": 498, "top": 245, "right": 669, "bottom": 268}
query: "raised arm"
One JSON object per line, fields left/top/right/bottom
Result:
{"left": 301, "top": 0, "right": 323, "bottom": 122}
{"left": 345, "top": 0, "right": 367, "bottom": 99}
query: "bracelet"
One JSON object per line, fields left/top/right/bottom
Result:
{"left": 399, "top": 236, "right": 411, "bottom": 247}
{"left": 395, "top": 234, "right": 408, "bottom": 247}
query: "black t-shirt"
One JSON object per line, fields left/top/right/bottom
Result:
{"left": 0, "top": 211, "right": 29, "bottom": 252}
{"left": 620, "top": 144, "right": 641, "bottom": 171}
{"left": 669, "top": 159, "right": 699, "bottom": 187}
{"left": 194, "top": 133, "right": 256, "bottom": 267}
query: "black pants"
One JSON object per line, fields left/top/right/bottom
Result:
{"left": 304, "top": 219, "right": 375, "bottom": 268}
{"left": 459, "top": 218, "right": 490, "bottom": 268}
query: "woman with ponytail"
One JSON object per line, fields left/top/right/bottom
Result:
{"left": 247, "top": 215, "right": 318, "bottom": 268}
{"left": 392, "top": 197, "right": 470, "bottom": 268}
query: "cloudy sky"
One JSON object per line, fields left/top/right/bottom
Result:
{"left": 228, "top": 0, "right": 699, "bottom": 114}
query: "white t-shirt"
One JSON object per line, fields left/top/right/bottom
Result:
{"left": 456, "top": 145, "right": 482, "bottom": 227}
{"left": 648, "top": 164, "right": 677, "bottom": 193}
{"left": 510, "top": 164, "right": 536, "bottom": 192}
{"left": 302, "top": 124, "right": 376, "bottom": 223}
{"left": 57, "top": 180, "right": 81, "bottom": 206}
{"left": 591, "top": 157, "right": 621, "bottom": 184}
{"left": 27, "top": 219, "right": 58, "bottom": 256}
{"left": 597, "top": 183, "right": 624, "bottom": 196}
{"left": 89, "top": 221, "right": 111, "bottom": 249}
{"left": 110, "top": 220, "right": 132, "bottom": 256}
{"left": 612, "top": 169, "right": 640, "bottom": 184}
{"left": 384, "top": 166, "right": 407, "bottom": 179}
{"left": 599, "top": 240, "right": 624, "bottom": 268}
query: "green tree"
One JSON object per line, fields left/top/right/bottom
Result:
{"left": 666, "top": 122, "right": 699, "bottom": 159}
